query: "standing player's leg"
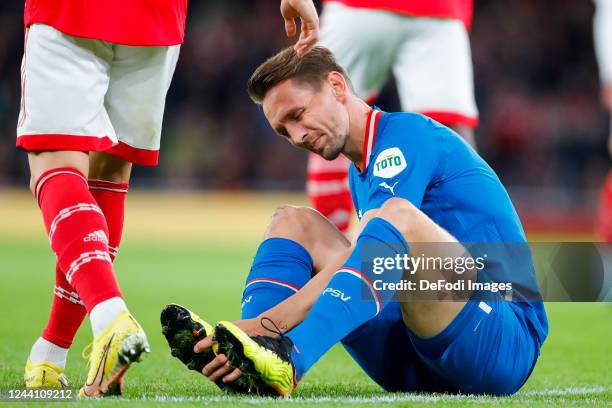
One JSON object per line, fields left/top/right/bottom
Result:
{"left": 597, "top": 171, "right": 612, "bottom": 242}
{"left": 306, "top": 3, "right": 399, "bottom": 232}
{"left": 18, "top": 25, "right": 149, "bottom": 395}
{"left": 88, "top": 152, "right": 132, "bottom": 263}
{"left": 596, "top": 123, "right": 612, "bottom": 242}
{"left": 27, "top": 152, "right": 131, "bottom": 387}
{"left": 393, "top": 17, "right": 479, "bottom": 147}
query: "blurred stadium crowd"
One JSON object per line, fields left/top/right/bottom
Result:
{"left": 0, "top": 1, "right": 608, "bottom": 202}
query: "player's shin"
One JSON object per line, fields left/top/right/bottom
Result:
{"left": 241, "top": 238, "right": 313, "bottom": 319}
{"left": 286, "top": 217, "right": 409, "bottom": 379}
{"left": 35, "top": 180, "right": 129, "bottom": 353}
{"left": 39, "top": 265, "right": 86, "bottom": 354}
{"left": 35, "top": 168, "right": 122, "bottom": 320}
{"left": 88, "top": 179, "right": 129, "bottom": 260}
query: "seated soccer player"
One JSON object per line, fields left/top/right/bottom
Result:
{"left": 161, "top": 46, "right": 548, "bottom": 396}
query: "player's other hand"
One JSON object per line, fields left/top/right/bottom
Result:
{"left": 194, "top": 318, "right": 280, "bottom": 384}
{"left": 194, "top": 335, "right": 243, "bottom": 383}
{"left": 280, "top": 0, "right": 319, "bottom": 57}
{"left": 193, "top": 318, "right": 254, "bottom": 383}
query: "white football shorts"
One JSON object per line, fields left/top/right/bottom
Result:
{"left": 16, "top": 24, "right": 180, "bottom": 165}
{"left": 320, "top": 2, "right": 478, "bottom": 128}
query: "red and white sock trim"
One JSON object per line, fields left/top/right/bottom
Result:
{"left": 88, "top": 179, "right": 129, "bottom": 193}
{"left": 65, "top": 250, "right": 112, "bottom": 284}
{"left": 54, "top": 285, "right": 85, "bottom": 306}
{"left": 108, "top": 245, "right": 119, "bottom": 258}
{"left": 35, "top": 169, "right": 88, "bottom": 204}
{"left": 335, "top": 267, "right": 382, "bottom": 314}
{"left": 245, "top": 278, "right": 300, "bottom": 293}
{"left": 48, "top": 203, "right": 104, "bottom": 243}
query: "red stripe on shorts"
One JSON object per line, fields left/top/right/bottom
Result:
{"left": 16, "top": 134, "right": 114, "bottom": 152}
{"left": 105, "top": 141, "right": 159, "bottom": 166}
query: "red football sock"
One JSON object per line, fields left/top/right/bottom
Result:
{"left": 596, "top": 171, "right": 612, "bottom": 242}
{"left": 35, "top": 168, "right": 121, "bottom": 315}
{"left": 307, "top": 153, "right": 353, "bottom": 233}
{"left": 41, "top": 265, "right": 86, "bottom": 348}
{"left": 41, "top": 179, "right": 129, "bottom": 347}
{"left": 88, "top": 179, "right": 129, "bottom": 260}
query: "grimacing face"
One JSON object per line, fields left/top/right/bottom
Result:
{"left": 262, "top": 75, "right": 350, "bottom": 160}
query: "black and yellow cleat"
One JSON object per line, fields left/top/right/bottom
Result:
{"left": 160, "top": 304, "right": 252, "bottom": 393}
{"left": 214, "top": 320, "right": 297, "bottom": 397}
{"left": 161, "top": 304, "right": 214, "bottom": 372}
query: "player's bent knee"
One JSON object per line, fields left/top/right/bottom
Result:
{"left": 265, "top": 205, "right": 323, "bottom": 241}
{"left": 377, "top": 198, "right": 422, "bottom": 235}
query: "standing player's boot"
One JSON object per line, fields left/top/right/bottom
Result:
{"left": 213, "top": 320, "right": 297, "bottom": 397}
{"left": 79, "top": 311, "right": 150, "bottom": 397}
{"left": 160, "top": 304, "right": 253, "bottom": 393}
{"left": 24, "top": 360, "right": 69, "bottom": 389}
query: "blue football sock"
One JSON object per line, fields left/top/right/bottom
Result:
{"left": 241, "top": 238, "right": 313, "bottom": 319}
{"left": 287, "top": 217, "right": 409, "bottom": 379}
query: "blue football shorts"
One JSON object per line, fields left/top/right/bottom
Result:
{"left": 341, "top": 299, "right": 541, "bottom": 395}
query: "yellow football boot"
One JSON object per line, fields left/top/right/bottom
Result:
{"left": 160, "top": 303, "right": 254, "bottom": 393}
{"left": 79, "top": 310, "right": 150, "bottom": 397}
{"left": 24, "top": 359, "right": 69, "bottom": 388}
{"left": 214, "top": 320, "right": 297, "bottom": 397}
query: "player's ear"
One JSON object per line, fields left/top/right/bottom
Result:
{"left": 327, "top": 71, "right": 348, "bottom": 100}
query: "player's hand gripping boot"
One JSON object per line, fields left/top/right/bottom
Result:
{"left": 24, "top": 359, "right": 69, "bottom": 389}
{"left": 213, "top": 318, "right": 297, "bottom": 397}
{"left": 160, "top": 304, "right": 252, "bottom": 393}
{"left": 79, "top": 310, "right": 150, "bottom": 397}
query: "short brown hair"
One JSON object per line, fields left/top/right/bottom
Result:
{"left": 247, "top": 46, "right": 351, "bottom": 104}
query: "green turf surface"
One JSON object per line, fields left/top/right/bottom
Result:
{"left": 0, "top": 237, "right": 610, "bottom": 407}
{"left": 0, "top": 191, "right": 610, "bottom": 406}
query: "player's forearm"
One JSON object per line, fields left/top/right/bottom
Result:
{"left": 259, "top": 246, "right": 353, "bottom": 333}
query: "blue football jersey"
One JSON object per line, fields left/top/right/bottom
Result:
{"left": 348, "top": 110, "right": 548, "bottom": 345}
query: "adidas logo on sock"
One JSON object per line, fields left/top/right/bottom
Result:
{"left": 84, "top": 230, "right": 109, "bottom": 244}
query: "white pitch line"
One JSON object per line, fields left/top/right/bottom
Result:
{"left": 135, "top": 386, "right": 610, "bottom": 404}
{"left": 525, "top": 386, "right": 609, "bottom": 396}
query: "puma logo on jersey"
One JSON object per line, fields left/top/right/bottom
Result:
{"left": 323, "top": 288, "right": 351, "bottom": 301}
{"left": 84, "top": 230, "right": 108, "bottom": 244}
{"left": 379, "top": 181, "right": 398, "bottom": 196}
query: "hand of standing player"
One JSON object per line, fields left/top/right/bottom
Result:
{"left": 280, "top": 0, "right": 320, "bottom": 57}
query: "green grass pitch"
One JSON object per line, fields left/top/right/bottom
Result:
{"left": 0, "top": 191, "right": 610, "bottom": 407}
